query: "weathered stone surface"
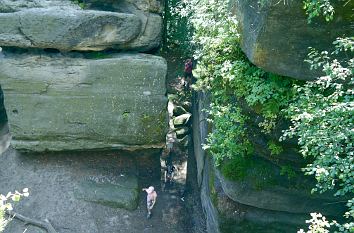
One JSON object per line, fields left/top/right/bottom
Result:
{"left": 216, "top": 169, "right": 345, "bottom": 215}
{"left": 175, "top": 127, "right": 189, "bottom": 138}
{"left": 117, "top": 13, "right": 162, "bottom": 52}
{"left": 231, "top": 0, "right": 353, "bottom": 80}
{"left": 0, "top": 0, "right": 162, "bottom": 14}
{"left": 173, "top": 105, "right": 187, "bottom": 116}
{"left": 0, "top": 53, "right": 168, "bottom": 151}
{"left": 84, "top": 0, "right": 163, "bottom": 13}
{"left": 0, "top": 8, "right": 142, "bottom": 51}
{"left": 126, "top": 0, "right": 162, "bottom": 13}
{"left": 0, "top": 0, "right": 79, "bottom": 12}
{"left": 75, "top": 175, "right": 139, "bottom": 210}
{"left": 0, "top": 148, "right": 169, "bottom": 233}
{"left": 191, "top": 92, "right": 220, "bottom": 233}
{"left": 173, "top": 113, "right": 191, "bottom": 126}
{"left": 177, "top": 135, "right": 190, "bottom": 148}
{"left": 214, "top": 178, "right": 307, "bottom": 232}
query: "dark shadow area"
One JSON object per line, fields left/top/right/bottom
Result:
{"left": 0, "top": 84, "right": 8, "bottom": 128}
{"left": 0, "top": 84, "right": 10, "bottom": 155}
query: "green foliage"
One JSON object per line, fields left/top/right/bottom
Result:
{"left": 162, "top": 0, "right": 194, "bottom": 58}
{"left": 0, "top": 189, "right": 29, "bottom": 233}
{"left": 221, "top": 157, "right": 277, "bottom": 189}
{"left": 280, "top": 165, "right": 297, "bottom": 180}
{"left": 267, "top": 140, "right": 284, "bottom": 156}
{"left": 221, "top": 156, "right": 252, "bottom": 181}
{"left": 86, "top": 52, "right": 111, "bottom": 59}
{"left": 188, "top": 0, "right": 299, "bottom": 169}
{"left": 297, "top": 213, "right": 331, "bottom": 233}
{"left": 182, "top": 0, "right": 353, "bottom": 230}
{"left": 293, "top": 1, "right": 354, "bottom": 231}
{"left": 282, "top": 36, "right": 354, "bottom": 231}
{"left": 71, "top": 0, "right": 86, "bottom": 9}
{"left": 303, "top": 0, "right": 335, "bottom": 23}
{"left": 204, "top": 104, "right": 253, "bottom": 166}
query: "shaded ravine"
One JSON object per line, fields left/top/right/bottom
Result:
{"left": 0, "top": 82, "right": 206, "bottom": 233}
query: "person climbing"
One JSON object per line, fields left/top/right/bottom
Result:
{"left": 183, "top": 58, "right": 193, "bottom": 90}
{"left": 142, "top": 186, "right": 157, "bottom": 219}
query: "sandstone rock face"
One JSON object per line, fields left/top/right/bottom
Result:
{"left": 173, "top": 113, "right": 191, "bottom": 126}
{"left": 84, "top": 0, "right": 163, "bottom": 14}
{"left": 0, "top": 0, "right": 80, "bottom": 12}
{"left": 75, "top": 176, "right": 139, "bottom": 210}
{"left": 0, "top": 53, "right": 168, "bottom": 151}
{"left": 117, "top": 13, "right": 162, "bottom": 52}
{"left": 216, "top": 170, "right": 345, "bottom": 216}
{"left": 191, "top": 92, "right": 220, "bottom": 233}
{"left": 0, "top": 0, "right": 163, "bottom": 52}
{"left": 0, "top": 8, "right": 141, "bottom": 51}
{"left": 231, "top": 0, "right": 353, "bottom": 80}
{"left": 0, "top": 148, "right": 163, "bottom": 233}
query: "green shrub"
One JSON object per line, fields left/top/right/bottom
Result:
{"left": 221, "top": 156, "right": 252, "bottom": 181}
{"left": 0, "top": 189, "right": 29, "bottom": 233}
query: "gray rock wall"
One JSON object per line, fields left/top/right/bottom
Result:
{"left": 0, "top": 53, "right": 167, "bottom": 151}
{"left": 230, "top": 0, "right": 353, "bottom": 80}
{"left": 191, "top": 92, "right": 220, "bottom": 233}
{"left": 0, "top": 0, "right": 167, "bottom": 152}
{"left": 0, "top": 0, "right": 163, "bottom": 52}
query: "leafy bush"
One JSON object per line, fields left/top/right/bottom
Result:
{"left": 175, "top": 0, "right": 353, "bottom": 230}
{"left": 221, "top": 156, "right": 252, "bottom": 181}
{"left": 280, "top": 165, "right": 297, "bottom": 180}
{"left": 267, "top": 141, "right": 284, "bottom": 156}
{"left": 188, "top": 0, "right": 299, "bottom": 167}
{"left": 282, "top": 37, "right": 354, "bottom": 232}
{"left": 0, "top": 189, "right": 29, "bottom": 233}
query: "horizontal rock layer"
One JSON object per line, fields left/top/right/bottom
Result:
{"left": 0, "top": 53, "right": 168, "bottom": 151}
{"left": 0, "top": 0, "right": 162, "bottom": 14}
{"left": 216, "top": 169, "right": 345, "bottom": 216}
{"left": 0, "top": 1, "right": 162, "bottom": 52}
{"left": 231, "top": 0, "right": 353, "bottom": 80}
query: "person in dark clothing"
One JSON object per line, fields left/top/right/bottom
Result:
{"left": 184, "top": 59, "right": 193, "bottom": 79}
{"left": 164, "top": 150, "right": 176, "bottom": 183}
{"left": 183, "top": 59, "right": 193, "bottom": 90}
{"left": 164, "top": 161, "right": 176, "bottom": 184}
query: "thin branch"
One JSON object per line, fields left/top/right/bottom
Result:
{"left": 5, "top": 210, "right": 58, "bottom": 233}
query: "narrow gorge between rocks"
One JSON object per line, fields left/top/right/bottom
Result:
{"left": 0, "top": 0, "right": 352, "bottom": 233}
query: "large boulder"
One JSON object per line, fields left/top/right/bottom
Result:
{"left": 117, "top": 13, "right": 162, "bottom": 52}
{"left": 0, "top": 53, "right": 168, "bottom": 152}
{"left": 231, "top": 0, "right": 353, "bottom": 80}
{"left": 0, "top": 0, "right": 162, "bottom": 14}
{"left": 173, "top": 113, "right": 191, "bottom": 126}
{"left": 75, "top": 175, "right": 139, "bottom": 210}
{"left": 215, "top": 168, "right": 345, "bottom": 216}
{"left": 0, "top": 0, "right": 79, "bottom": 12}
{"left": 83, "top": 0, "right": 163, "bottom": 14}
{"left": 0, "top": 8, "right": 141, "bottom": 51}
{"left": 0, "top": 0, "right": 163, "bottom": 52}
